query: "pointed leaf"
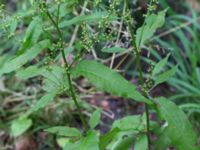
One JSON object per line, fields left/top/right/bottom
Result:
{"left": 57, "top": 138, "right": 70, "bottom": 149}
{"left": 112, "top": 135, "right": 134, "bottom": 150}
{"left": 73, "top": 60, "right": 151, "bottom": 104}
{"left": 44, "top": 126, "right": 81, "bottom": 137}
{"left": 134, "top": 135, "right": 148, "bottom": 150}
{"left": 89, "top": 108, "right": 101, "bottom": 129}
{"left": 99, "top": 128, "right": 120, "bottom": 150}
{"left": 28, "top": 92, "right": 57, "bottom": 113}
{"left": 11, "top": 117, "right": 32, "bottom": 137}
{"left": 156, "top": 97, "right": 199, "bottom": 150}
{"left": 17, "top": 65, "right": 69, "bottom": 93}
{"left": 101, "top": 47, "right": 126, "bottom": 53}
{"left": 152, "top": 53, "right": 170, "bottom": 76}
{"left": 154, "top": 66, "right": 177, "bottom": 85}
{"left": 16, "top": 66, "right": 45, "bottom": 80}
{"left": 18, "top": 17, "right": 42, "bottom": 54}
{"left": 64, "top": 131, "right": 99, "bottom": 150}
{"left": 0, "top": 40, "right": 50, "bottom": 76}
{"left": 42, "top": 65, "right": 69, "bottom": 93}
{"left": 59, "top": 11, "right": 117, "bottom": 28}
{"left": 112, "top": 115, "right": 145, "bottom": 131}
{"left": 136, "top": 10, "right": 166, "bottom": 47}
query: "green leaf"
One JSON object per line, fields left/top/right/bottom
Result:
{"left": 44, "top": 126, "right": 81, "bottom": 137}
{"left": 9, "top": 19, "right": 18, "bottom": 35}
{"left": 152, "top": 53, "right": 170, "bottom": 76}
{"left": 105, "top": 115, "right": 148, "bottom": 150}
{"left": 136, "top": 10, "right": 166, "bottom": 47}
{"left": 64, "top": 131, "right": 99, "bottom": 150}
{"left": 16, "top": 66, "right": 45, "bottom": 80}
{"left": 105, "top": 130, "right": 135, "bottom": 150}
{"left": 73, "top": 60, "right": 151, "bottom": 104}
{"left": 17, "top": 65, "right": 69, "bottom": 93}
{"left": 0, "top": 40, "right": 50, "bottom": 76}
{"left": 42, "top": 65, "right": 69, "bottom": 93}
{"left": 155, "top": 132, "right": 171, "bottom": 150}
{"left": 57, "top": 138, "right": 70, "bottom": 149}
{"left": 18, "top": 17, "right": 42, "bottom": 54}
{"left": 134, "top": 135, "right": 147, "bottom": 150}
{"left": 99, "top": 128, "right": 120, "bottom": 150}
{"left": 112, "top": 135, "right": 134, "bottom": 150}
{"left": 11, "top": 117, "right": 32, "bottom": 137}
{"left": 154, "top": 66, "right": 177, "bottom": 85}
{"left": 28, "top": 92, "right": 57, "bottom": 113}
{"left": 0, "top": 55, "right": 10, "bottom": 69}
{"left": 179, "top": 103, "right": 200, "bottom": 113}
{"left": 89, "top": 108, "right": 101, "bottom": 129}
{"left": 101, "top": 47, "right": 126, "bottom": 53}
{"left": 112, "top": 115, "right": 145, "bottom": 131}
{"left": 156, "top": 97, "right": 199, "bottom": 150}
{"left": 59, "top": 11, "right": 117, "bottom": 28}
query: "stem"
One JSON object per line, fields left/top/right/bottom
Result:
{"left": 43, "top": 3, "right": 88, "bottom": 131}
{"left": 125, "top": 0, "right": 151, "bottom": 149}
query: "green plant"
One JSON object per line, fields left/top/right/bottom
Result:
{"left": 0, "top": 0, "right": 199, "bottom": 150}
{"left": 144, "top": 10, "right": 200, "bottom": 131}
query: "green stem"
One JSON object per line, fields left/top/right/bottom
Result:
{"left": 125, "top": 0, "right": 151, "bottom": 149}
{"left": 43, "top": 2, "right": 88, "bottom": 132}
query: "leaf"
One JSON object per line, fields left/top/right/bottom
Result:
{"left": 73, "top": 60, "right": 151, "bottom": 104}
{"left": 64, "top": 131, "right": 99, "bottom": 150}
{"left": 112, "top": 115, "right": 145, "bottom": 131}
{"left": 11, "top": 117, "right": 32, "bottom": 137}
{"left": 42, "top": 66, "right": 66, "bottom": 84}
{"left": 101, "top": 47, "right": 126, "bottom": 53}
{"left": 134, "top": 135, "right": 148, "bottom": 150}
{"left": 16, "top": 66, "right": 45, "bottom": 80}
{"left": 18, "top": 17, "right": 42, "bottom": 54}
{"left": 0, "top": 55, "right": 10, "bottom": 69}
{"left": 105, "top": 115, "right": 147, "bottom": 150}
{"left": 44, "top": 126, "right": 81, "bottom": 137}
{"left": 179, "top": 103, "right": 200, "bottom": 113}
{"left": 152, "top": 53, "right": 170, "bottom": 76}
{"left": 0, "top": 40, "right": 50, "bottom": 76}
{"left": 42, "top": 65, "right": 69, "bottom": 93}
{"left": 59, "top": 11, "right": 117, "bottom": 28}
{"left": 9, "top": 19, "right": 18, "bottom": 34}
{"left": 155, "top": 132, "right": 171, "bottom": 150}
{"left": 112, "top": 135, "right": 134, "bottom": 150}
{"left": 156, "top": 97, "right": 199, "bottom": 150}
{"left": 89, "top": 108, "right": 101, "bottom": 129}
{"left": 99, "top": 128, "right": 120, "bottom": 150}
{"left": 105, "top": 130, "right": 135, "bottom": 150}
{"left": 28, "top": 92, "right": 57, "bottom": 113}
{"left": 136, "top": 10, "right": 166, "bottom": 47}
{"left": 17, "top": 65, "right": 69, "bottom": 93}
{"left": 57, "top": 138, "right": 70, "bottom": 149}
{"left": 154, "top": 66, "right": 177, "bottom": 85}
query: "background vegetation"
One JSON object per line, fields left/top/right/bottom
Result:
{"left": 0, "top": 0, "right": 200, "bottom": 150}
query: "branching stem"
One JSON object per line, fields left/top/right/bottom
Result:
{"left": 43, "top": 2, "right": 88, "bottom": 132}
{"left": 125, "top": 0, "right": 151, "bottom": 149}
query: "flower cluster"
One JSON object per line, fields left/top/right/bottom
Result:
{"left": 0, "top": 5, "right": 22, "bottom": 39}
{"left": 80, "top": 23, "right": 94, "bottom": 52}
{"left": 146, "top": 0, "right": 159, "bottom": 16}
{"left": 99, "top": 0, "right": 121, "bottom": 28}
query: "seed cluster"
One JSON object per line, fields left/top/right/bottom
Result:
{"left": 80, "top": 23, "right": 94, "bottom": 52}
{"left": 146, "top": 0, "right": 159, "bottom": 16}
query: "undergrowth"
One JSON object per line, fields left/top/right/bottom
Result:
{"left": 0, "top": 0, "right": 199, "bottom": 150}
